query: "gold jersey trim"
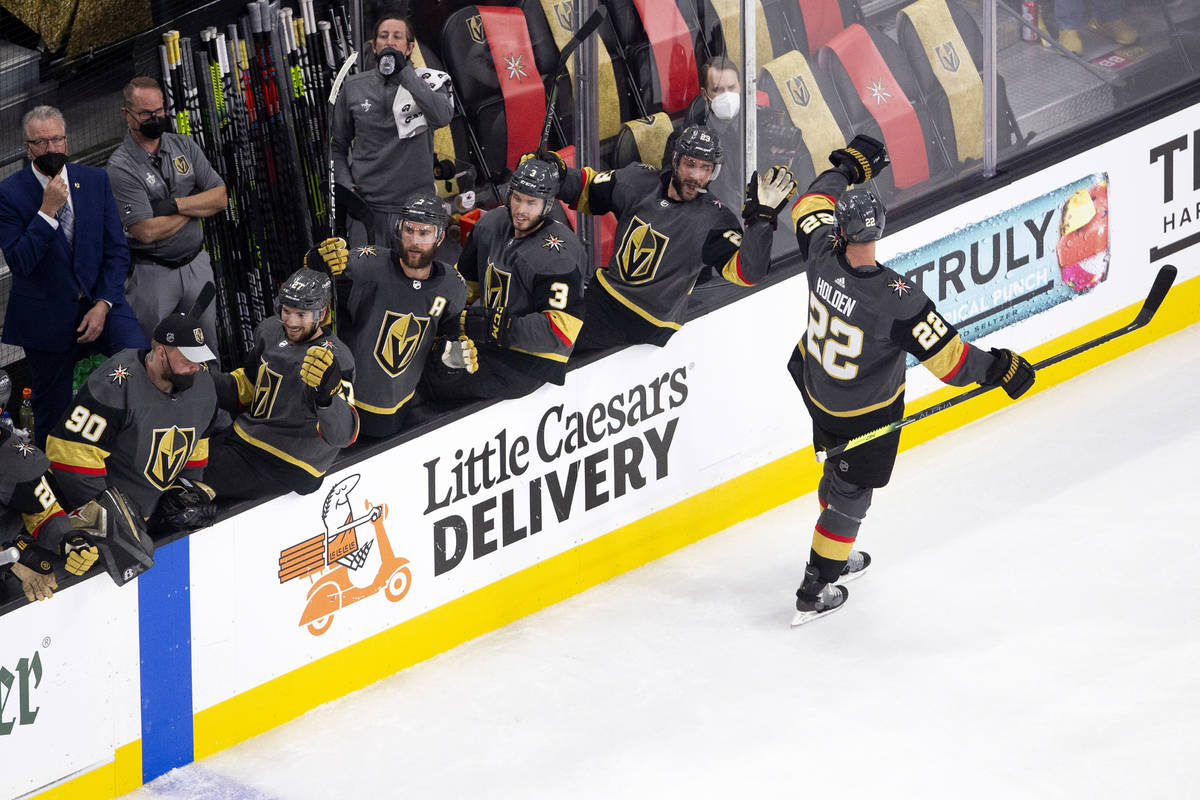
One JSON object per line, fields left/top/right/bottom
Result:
{"left": 595, "top": 269, "right": 682, "bottom": 330}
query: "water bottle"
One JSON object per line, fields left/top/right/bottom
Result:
{"left": 18, "top": 387, "right": 34, "bottom": 434}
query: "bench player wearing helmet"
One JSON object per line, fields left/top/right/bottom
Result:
{"left": 788, "top": 134, "right": 1036, "bottom": 625}
{"left": 421, "top": 156, "right": 586, "bottom": 401}
{"left": 208, "top": 267, "right": 358, "bottom": 500}
{"left": 549, "top": 124, "right": 796, "bottom": 351}
{"left": 313, "top": 194, "right": 467, "bottom": 437}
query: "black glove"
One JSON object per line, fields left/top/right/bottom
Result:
{"left": 743, "top": 166, "right": 798, "bottom": 224}
{"left": 150, "top": 197, "right": 179, "bottom": 217}
{"left": 521, "top": 150, "right": 567, "bottom": 181}
{"left": 984, "top": 348, "right": 1035, "bottom": 399}
{"left": 829, "top": 134, "right": 890, "bottom": 184}
{"left": 460, "top": 306, "right": 504, "bottom": 345}
{"left": 148, "top": 478, "right": 218, "bottom": 535}
{"left": 300, "top": 345, "right": 342, "bottom": 406}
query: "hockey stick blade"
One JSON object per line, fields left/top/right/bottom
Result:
{"left": 816, "top": 264, "right": 1180, "bottom": 463}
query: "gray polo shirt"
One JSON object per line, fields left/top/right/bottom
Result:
{"left": 331, "top": 65, "right": 454, "bottom": 213}
{"left": 106, "top": 131, "right": 224, "bottom": 263}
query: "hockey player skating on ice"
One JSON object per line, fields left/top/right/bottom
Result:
{"left": 421, "top": 157, "right": 585, "bottom": 401}
{"left": 45, "top": 311, "right": 219, "bottom": 533}
{"left": 788, "top": 135, "right": 1035, "bottom": 626}
{"left": 547, "top": 124, "right": 796, "bottom": 351}
{"left": 208, "top": 268, "right": 358, "bottom": 501}
{"left": 314, "top": 194, "right": 467, "bottom": 437}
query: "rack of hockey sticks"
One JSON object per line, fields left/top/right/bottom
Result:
{"left": 816, "top": 264, "right": 1179, "bottom": 463}
{"left": 157, "top": 0, "right": 355, "bottom": 366}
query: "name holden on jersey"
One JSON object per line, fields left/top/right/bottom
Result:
{"left": 426, "top": 367, "right": 690, "bottom": 575}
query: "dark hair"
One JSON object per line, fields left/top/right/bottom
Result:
{"left": 123, "top": 76, "right": 163, "bottom": 107}
{"left": 372, "top": 13, "right": 415, "bottom": 44}
{"left": 702, "top": 56, "right": 739, "bottom": 91}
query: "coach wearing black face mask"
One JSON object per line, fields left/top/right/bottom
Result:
{"left": 106, "top": 76, "right": 227, "bottom": 354}
{"left": 0, "top": 105, "right": 148, "bottom": 448}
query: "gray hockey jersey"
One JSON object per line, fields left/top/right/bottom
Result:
{"left": 0, "top": 424, "right": 72, "bottom": 544}
{"left": 338, "top": 247, "right": 467, "bottom": 416}
{"left": 559, "top": 162, "right": 772, "bottom": 330}
{"left": 46, "top": 349, "right": 218, "bottom": 514}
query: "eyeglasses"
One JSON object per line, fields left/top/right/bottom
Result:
{"left": 25, "top": 135, "right": 67, "bottom": 149}
{"left": 125, "top": 107, "right": 166, "bottom": 122}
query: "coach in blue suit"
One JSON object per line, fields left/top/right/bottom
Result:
{"left": 0, "top": 106, "right": 147, "bottom": 447}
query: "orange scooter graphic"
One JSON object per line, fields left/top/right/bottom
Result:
{"left": 277, "top": 474, "right": 412, "bottom": 636}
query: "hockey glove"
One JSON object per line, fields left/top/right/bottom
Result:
{"left": 300, "top": 345, "right": 342, "bottom": 406}
{"left": 984, "top": 348, "right": 1035, "bottom": 399}
{"left": 148, "top": 478, "right": 218, "bottom": 535}
{"left": 150, "top": 197, "right": 179, "bottom": 217}
{"left": 316, "top": 237, "right": 349, "bottom": 276}
{"left": 520, "top": 150, "right": 568, "bottom": 181}
{"left": 829, "top": 134, "right": 890, "bottom": 184}
{"left": 441, "top": 337, "right": 479, "bottom": 373}
{"left": 12, "top": 536, "right": 57, "bottom": 602}
{"left": 743, "top": 166, "right": 798, "bottom": 225}
{"left": 460, "top": 306, "right": 504, "bottom": 345}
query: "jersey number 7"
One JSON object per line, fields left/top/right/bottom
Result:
{"left": 806, "top": 292, "right": 864, "bottom": 380}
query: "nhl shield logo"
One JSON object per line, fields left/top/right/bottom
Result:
{"left": 373, "top": 311, "right": 430, "bottom": 377}
{"left": 787, "top": 74, "right": 811, "bottom": 107}
{"left": 467, "top": 14, "right": 485, "bottom": 45}
{"left": 936, "top": 42, "right": 961, "bottom": 72}
{"left": 553, "top": 0, "right": 574, "bottom": 30}
{"left": 173, "top": 155, "right": 191, "bottom": 175}
{"left": 144, "top": 426, "right": 197, "bottom": 490}
{"left": 616, "top": 216, "right": 670, "bottom": 284}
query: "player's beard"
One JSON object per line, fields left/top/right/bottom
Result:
{"left": 284, "top": 318, "right": 320, "bottom": 344}
{"left": 509, "top": 200, "right": 547, "bottom": 236}
{"left": 670, "top": 172, "right": 705, "bottom": 201}
{"left": 397, "top": 242, "right": 436, "bottom": 273}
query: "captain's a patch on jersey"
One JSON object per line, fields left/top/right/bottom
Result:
{"left": 888, "top": 278, "right": 911, "bottom": 297}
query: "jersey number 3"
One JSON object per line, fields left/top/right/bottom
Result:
{"left": 806, "top": 292, "right": 863, "bottom": 380}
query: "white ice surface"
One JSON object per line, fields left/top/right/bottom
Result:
{"left": 124, "top": 322, "right": 1200, "bottom": 800}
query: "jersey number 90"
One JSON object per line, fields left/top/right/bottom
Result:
{"left": 806, "top": 292, "right": 863, "bottom": 380}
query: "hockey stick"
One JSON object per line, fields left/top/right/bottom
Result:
{"left": 537, "top": 6, "right": 609, "bottom": 155}
{"left": 816, "top": 264, "right": 1179, "bottom": 463}
{"left": 326, "top": 48, "right": 358, "bottom": 239}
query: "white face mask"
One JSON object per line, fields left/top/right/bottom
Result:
{"left": 710, "top": 91, "right": 740, "bottom": 120}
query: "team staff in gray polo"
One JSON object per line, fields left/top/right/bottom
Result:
{"left": 331, "top": 13, "right": 454, "bottom": 246}
{"left": 106, "top": 76, "right": 227, "bottom": 354}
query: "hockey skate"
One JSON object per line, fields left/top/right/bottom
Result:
{"left": 791, "top": 566, "right": 849, "bottom": 627}
{"left": 838, "top": 550, "right": 871, "bottom": 583}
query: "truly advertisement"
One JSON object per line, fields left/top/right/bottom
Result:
{"left": 1149, "top": 129, "right": 1200, "bottom": 264}
{"left": 889, "top": 173, "right": 1111, "bottom": 344}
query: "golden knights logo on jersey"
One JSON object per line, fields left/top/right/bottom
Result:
{"left": 616, "top": 216, "right": 670, "bottom": 284}
{"left": 252, "top": 360, "right": 283, "bottom": 419}
{"left": 373, "top": 311, "right": 430, "bottom": 377}
{"left": 484, "top": 262, "right": 512, "bottom": 313}
{"left": 144, "top": 426, "right": 197, "bottom": 490}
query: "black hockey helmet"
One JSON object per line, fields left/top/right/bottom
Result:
{"left": 835, "top": 187, "right": 886, "bottom": 243}
{"left": 508, "top": 157, "right": 560, "bottom": 201}
{"left": 0, "top": 368, "right": 9, "bottom": 412}
{"left": 396, "top": 192, "right": 450, "bottom": 237}
{"left": 275, "top": 266, "right": 332, "bottom": 314}
{"left": 673, "top": 124, "right": 724, "bottom": 166}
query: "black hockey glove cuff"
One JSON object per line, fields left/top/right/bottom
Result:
{"left": 829, "top": 134, "right": 889, "bottom": 184}
{"left": 984, "top": 348, "right": 1035, "bottom": 399}
{"left": 461, "top": 306, "right": 505, "bottom": 345}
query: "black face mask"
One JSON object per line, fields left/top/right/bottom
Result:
{"left": 138, "top": 115, "right": 167, "bottom": 140}
{"left": 377, "top": 47, "right": 400, "bottom": 78}
{"left": 162, "top": 355, "right": 195, "bottom": 392}
{"left": 33, "top": 152, "right": 68, "bottom": 177}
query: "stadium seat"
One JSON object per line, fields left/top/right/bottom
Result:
{"left": 440, "top": 6, "right": 550, "bottom": 177}
{"left": 698, "top": 0, "right": 775, "bottom": 71}
{"left": 601, "top": 0, "right": 703, "bottom": 114}
{"left": 781, "top": 0, "right": 865, "bottom": 56}
{"left": 818, "top": 23, "right": 950, "bottom": 196}
{"left": 612, "top": 112, "right": 675, "bottom": 168}
{"left": 895, "top": 0, "right": 1026, "bottom": 164}
{"left": 757, "top": 49, "right": 853, "bottom": 188}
